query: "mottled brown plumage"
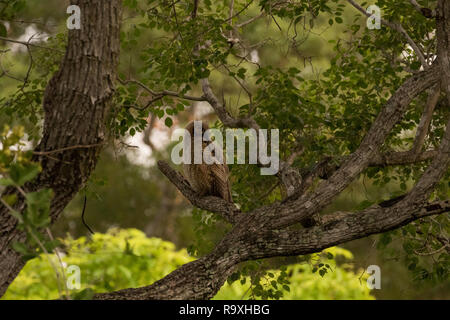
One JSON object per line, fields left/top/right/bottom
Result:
{"left": 183, "top": 121, "right": 233, "bottom": 203}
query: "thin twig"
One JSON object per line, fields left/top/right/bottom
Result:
{"left": 33, "top": 143, "right": 103, "bottom": 156}
{"left": 118, "top": 78, "right": 206, "bottom": 103}
{"left": 0, "top": 36, "right": 64, "bottom": 53}
{"left": 81, "top": 194, "right": 94, "bottom": 235}
{"left": 46, "top": 228, "right": 70, "bottom": 299}
{"left": 411, "top": 85, "right": 440, "bottom": 155}
{"left": 236, "top": 12, "right": 266, "bottom": 28}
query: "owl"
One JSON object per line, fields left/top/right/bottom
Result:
{"left": 183, "top": 121, "right": 233, "bottom": 203}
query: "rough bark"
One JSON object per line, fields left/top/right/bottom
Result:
{"left": 0, "top": 0, "right": 121, "bottom": 297}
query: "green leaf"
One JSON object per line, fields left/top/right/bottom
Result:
{"left": 377, "top": 233, "right": 392, "bottom": 249}
{"left": 237, "top": 68, "right": 246, "bottom": 79}
{"left": 176, "top": 103, "right": 185, "bottom": 111}
{"left": 11, "top": 241, "right": 29, "bottom": 255}
{"left": 165, "top": 117, "right": 173, "bottom": 128}
{"left": 7, "top": 209, "right": 23, "bottom": 222}
{"left": 227, "top": 271, "right": 240, "bottom": 285}
{"left": 9, "top": 163, "right": 41, "bottom": 186}
{"left": 44, "top": 239, "right": 62, "bottom": 252}
{"left": 0, "top": 178, "right": 14, "bottom": 186}
{"left": 25, "top": 189, "right": 53, "bottom": 228}
{"left": 2, "top": 193, "right": 17, "bottom": 206}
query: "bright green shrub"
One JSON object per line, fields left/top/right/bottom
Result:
{"left": 3, "top": 229, "right": 374, "bottom": 300}
{"left": 3, "top": 228, "right": 194, "bottom": 300}
{"left": 215, "top": 247, "right": 374, "bottom": 300}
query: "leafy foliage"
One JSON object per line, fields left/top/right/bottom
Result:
{"left": 216, "top": 247, "right": 374, "bottom": 300}
{"left": 2, "top": 228, "right": 373, "bottom": 300}
{"left": 2, "top": 228, "right": 194, "bottom": 299}
{"left": 0, "top": 125, "right": 57, "bottom": 262}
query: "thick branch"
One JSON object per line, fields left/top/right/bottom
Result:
{"left": 93, "top": 197, "right": 449, "bottom": 300}
{"left": 299, "top": 149, "right": 438, "bottom": 194}
{"left": 437, "top": 0, "right": 450, "bottom": 106}
{"left": 369, "top": 149, "right": 438, "bottom": 167}
{"left": 245, "top": 200, "right": 450, "bottom": 260}
{"left": 272, "top": 65, "right": 440, "bottom": 228}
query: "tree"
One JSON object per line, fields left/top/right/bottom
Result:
{"left": 0, "top": 0, "right": 449, "bottom": 299}
{"left": 0, "top": 0, "right": 122, "bottom": 296}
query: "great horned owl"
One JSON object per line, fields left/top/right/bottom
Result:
{"left": 183, "top": 121, "right": 233, "bottom": 203}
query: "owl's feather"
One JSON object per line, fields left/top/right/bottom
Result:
{"left": 183, "top": 121, "right": 233, "bottom": 203}
{"left": 210, "top": 162, "right": 232, "bottom": 202}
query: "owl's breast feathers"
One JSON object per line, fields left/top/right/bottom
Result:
{"left": 183, "top": 147, "right": 232, "bottom": 203}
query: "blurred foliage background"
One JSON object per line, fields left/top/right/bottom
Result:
{"left": 0, "top": 0, "right": 448, "bottom": 299}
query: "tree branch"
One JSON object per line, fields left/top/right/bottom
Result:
{"left": 93, "top": 197, "right": 449, "bottom": 300}
{"left": 0, "top": 36, "right": 64, "bottom": 53}
{"left": 369, "top": 149, "right": 438, "bottom": 167}
{"left": 411, "top": 86, "right": 441, "bottom": 155}
{"left": 245, "top": 199, "right": 450, "bottom": 260}
{"left": 236, "top": 12, "right": 266, "bottom": 28}
{"left": 436, "top": 0, "right": 450, "bottom": 106}
{"left": 118, "top": 78, "right": 206, "bottom": 103}
{"left": 272, "top": 65, "right": 440, "bottom": 229}
{"left": 201, "top": 78, "right": 259, "bottom": 130}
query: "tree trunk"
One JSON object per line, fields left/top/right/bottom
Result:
{"left": 0, "top": 0, "right": 121, "bottom": 297}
